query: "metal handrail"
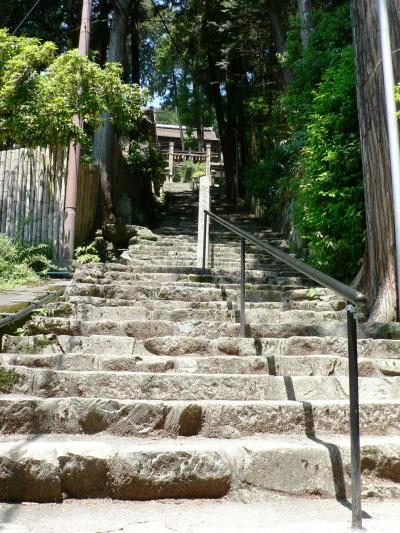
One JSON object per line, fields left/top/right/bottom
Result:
{"left": 204, "top": 210, "right": 367, "bottom": 305}
{"left": 0, "top": 288, "right": 65, "bottom": 331}
{"left": 202, "top": 209, "right": 364, "bottom": 529}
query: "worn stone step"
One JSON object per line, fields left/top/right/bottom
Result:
{"left": 1, "top": 397, "right": 400, "bottom": 438}
{"left": 5, "top": 366, "right": 400, "bottom": 401}
{"left": 66, "top": 283, "right": 335, "bottom": 304}
{"left": 66, "top": 296, "right": 345, "bottom": 312}
{"left": 74, "top": 271, "right": 307, "bottom": 287}
{"left": 71, "top": 279, "right": 309, "bottom": 292}
{"left": 82, "top": 262, "right": 293, "bottom": 276}
{"left": 5, "top": 334, "right": 400, "bottom": 360}
{"left": 123, "top": 256, "right": 294, "bottom": 270}
{"left": 25, "top": 316, "right": 349, "bottom": 339}
{"left": 3, "top": 352, "right": 399, "bottom": 377}
{"left": 0, "top": 434, "right": 399, "bottom": 502}
{"left": 43, "top": 303, "right": 345, "bottom": 324}
{"left": 0, "top": 353, "right": 267, "bottom": 374}
{"left": 129, "top": 247, "right": 273, "bottom": 259}
{"left": 135, "top": 241, "right": 282, "bottom": 252}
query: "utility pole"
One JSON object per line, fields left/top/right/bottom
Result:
{"left": 63, "top": 0, "right": 92, "bottom": 265}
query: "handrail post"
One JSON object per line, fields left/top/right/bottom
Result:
{"left": 168, "top": 142, "right": 174, "bottom": 181}
{"left": 206, "top": 143, "right": 211, "bottom": 179}
{"left": 197, "top": 175, "right": 210, "bottom": 268}
{"left": 240, "top": 237, "right": 246, "bottom": 337}
{"left": 202, "top": 211, "right": 208, "bottom": 272}
{"left": 346, "top": 303, "right": 362, "bottom": 530}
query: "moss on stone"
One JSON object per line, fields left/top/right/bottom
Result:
{"left": 0, "top": 366, "right": 19, "bottom": 392}
{"left": 0, "top": 302, "right": 29, "bottom": 314}
{"left": 188, "top": 275, "right": 214, "bottom": 283}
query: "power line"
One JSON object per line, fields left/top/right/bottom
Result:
{"left": 12, "top": 0, "right": 42, "bottom": 35}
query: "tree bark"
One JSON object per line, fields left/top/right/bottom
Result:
{"left": 172, "top": 69, "right": 185, "bottom": 151}
{"left": 351, "top": 0, "right": 400, "bottom": 321}
{"left": 130, "top": 0, "right": 140, "bottom": 85}
{"left": 202, "top": 0, "right": 236, "bottom": 202}
{"left": 297, "top": 0, "right": 313, "bottom": 47}
{"left": 92, "top": 0, "right": 132, "bottom": 224}
{"left": 269, "top": 4, "right": 293, "bottom": 85}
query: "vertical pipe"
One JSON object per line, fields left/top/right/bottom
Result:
{"left": 378, "top": 0, "right": 400, "bottom": 319}
{"left": 202, "top": 211, "right": 208, "bottom": 272}
{"left": 240, "top": 237, "right": 246, "bottom": 337}
{"left": 347, "top": 303, "right": 362, "bottom": 530}
{"left": 63, "top": 0, "right": 92, "bottom": 265}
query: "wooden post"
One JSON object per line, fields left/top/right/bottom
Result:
{"left": 168, "top": 141, "right": 174, "bottom": 181}
{"left": 197, "top": 174, "right": 210, "bottom": 268}
{"left": 63, "top": 0, "right": 92, "bottom": 265}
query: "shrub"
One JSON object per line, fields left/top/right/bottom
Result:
{"left": 0, "top": 29, "right": 145, "bottom": 149}
{"left": 293, "top": 46, "right": 365, "bottom": 279}
{"left": 173, "top": 161, "right": 205, "bottom": 183}
{"left": 0, "top": 235, "right": 55, "bottom": 289}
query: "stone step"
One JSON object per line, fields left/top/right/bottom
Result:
{"left": 65, "top": 283, "right": 335, "bottom": 304}
{"left": 123, "top": 256, "right": 293, "bottom": 270}
{"left": 137, "top": 240, "right": 283, "bottom": 251}
{"left": 25, "top": 317, "right": 349, "bottom": 339}
{"left": 66, "top": 296, "right": 345, "bottom": 312}
{"left": 0, "top": 434, "right": 399, "bottom": 502}
{"left": 128, "top": 247, "right": 287, "bottom": 260}
{"left": 1, "top": 397, "right": 400, "bottom": 438}
{"left": 43, "top": 303, "right": 345, "bottom": 324}
{"left": 83, "top": 263, "right": 293, "bottom": 276}
{"left": 129, "top": 244, "right": 275, "bottom": 256}
{"left": 71, "top": 279, "right": 310, "bottom": 292}
{"left": 4, "top": 334, "right": 400, "bottom": 359}
{"left": 74, "top": 271, "right": 306, "bottom": 286}
{"left": 3, "top": 352, "right": 399, "bottom": 377}
{"left": 5, "top": 367, "right": 400, "bottom": 401}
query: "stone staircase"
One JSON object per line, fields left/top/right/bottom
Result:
{"left": 1, "top": 183, "right": 400, "bottom": 502}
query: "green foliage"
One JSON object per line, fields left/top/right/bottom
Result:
{"left": 184, "top": 133, "right": 199, "bottom": 150}
{"left": 294, "top": 46, "right": 365, "bottom": 279}
{"left": 127, "top": 140, "right": 166, "bottom": 192}
{"left": 0, "top": 235, "right": 57, "bottom": 289}
{"left": 243, "top": 4, "right": 364, "bottom": 280}
{"left": 284, "top": 4, "right": 354, "bottom": 117}
{"left": 173, "top": 161, "right": 206, "bottom": 183}
{"left": 74, "top": 242, "right": 101, "bottom": 267}
{"left": 155, "top": 107, "right": 179, "bottom": 124}
{"left": 0, "top": 29, "right": 145, "bottom": 148}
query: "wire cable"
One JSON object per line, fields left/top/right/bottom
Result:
{"left": 12, "top": 0, "right": 42, "bottom": 35}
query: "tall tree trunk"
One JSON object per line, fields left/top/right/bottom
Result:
{"left": 194, "top": 83, "right": 205, "bottom": 151}
{"left": 269, "top": 4, "right": 293, "bottom": 85}
{"left": 172, "top": 69, "right": 185, "bottom": 151}
{"left": 351, "top": 0, "right": 400, "bottom": 321}
{"left": 92, "top": 0, "right": 132, "bottom": 224}
{"left": 202, "top": 0, "right": 236, "bottom": 202}
{"left": 130, "top": 0, "right": 140, "bottom": 85}
{"left": 95, "top": 0, "right": 111, "bottom": 67}
{"left": 297, "top": 0, "right": 313, "bottom": 47}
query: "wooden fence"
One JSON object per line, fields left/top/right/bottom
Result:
{"left": 0, "top": 146, "right": 99, "bottom": 261}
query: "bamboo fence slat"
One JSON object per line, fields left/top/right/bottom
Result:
{"left": 11, "top": 148, "right": 21, "bottom": 238}
{"left": 0, "top": 150, "right": 6, "bottom": 230}
{"left": 4, "top": 149, "right": 13, "bottom": 235}
{"left": 0, "top": 146, "right": 99, "bottom": 261}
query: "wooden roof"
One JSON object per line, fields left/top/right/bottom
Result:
{"left": 156, "top": 124, "right": 219, "bottom": 142}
